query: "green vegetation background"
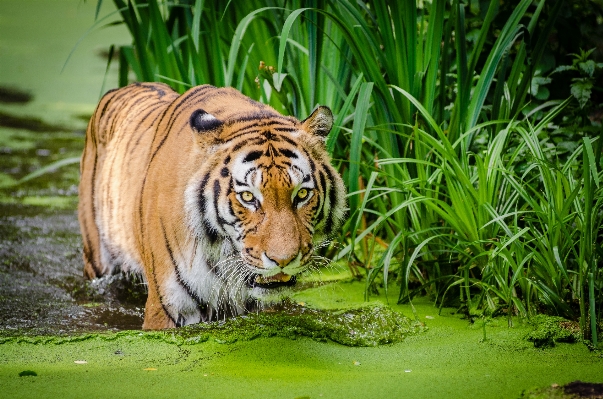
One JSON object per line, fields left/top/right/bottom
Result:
{"left": 95, "top": 0, "right": 603, "bottom": 345}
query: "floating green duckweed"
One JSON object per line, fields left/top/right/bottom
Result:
{"left": 525, "top": 315, "right": 581, "bottom": 348}
{"left": 520, "top": 381, "right": 603, "bottom": 398}
{"left": 178, "top": 303, "right": 425, "bottom": 346}
{"left": 0, "top": 303, "right": 425, "bottom": 347}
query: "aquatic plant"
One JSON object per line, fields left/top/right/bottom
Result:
{"left": 94, "top": 0, "right": 601, "bottom": 344}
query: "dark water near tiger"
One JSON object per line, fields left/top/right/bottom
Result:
{"left": 0, "top": 205, "right": 146, "bottom": 335}
{"left": 0, "top": 0, "right": 140, "bottom": 335}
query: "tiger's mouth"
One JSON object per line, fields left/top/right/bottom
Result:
{"left": 247, "top": 272, "right": 297, "bottom": 289}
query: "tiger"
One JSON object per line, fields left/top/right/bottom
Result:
{"left": 78, "top": 82, "right": 346, "bottom": 330}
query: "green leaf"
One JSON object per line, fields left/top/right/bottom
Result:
{"left": 348, "top": 82, "right": 374, "bottom": 215}
{"left": 225, "top": 7, "right": 279, "bottom": 87}
{"left": 276, "top": 8, "right": 310, "bottom": 91}
{"left": 535, "top": 86, "right": 549, "bottom": 101}
{"left": 191, "top": 0, "right": 205, "bottom": 52}
{"left": 326, "top": 73, "right": 364, "bottom": 154}
{"left": 95, "top": 0, "right": 103, "bottom": 21}
{"left": 551, "top": 65, "right": 575, "bottom": 74}
{"left": 14, "top": 157, "right": 81, "bottom": 186}
{"left": 579, "top": 60, "right": 596, "bottom": 77}
{"left": 99, "top": 44, "right": 115, "bottom": 99}
{"left": 530, "top": 76, "right": 551, "bottom": 96}
{"left": 583, "top": 137, "right": 600, "bottom": 189}
{"left": 570, "top": 78, "right": 593, "bottom": 108}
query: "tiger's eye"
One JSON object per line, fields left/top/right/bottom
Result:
{"left": 241, "top": 191, "right": 254, "bottom": 202}
{"left": 297, "top": 188, "right": 309, "bottom": 199}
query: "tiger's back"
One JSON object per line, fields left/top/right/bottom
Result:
{"left": 79, "top": 82, "right": 346, "bottom": 329}
{"left": 79, "top": 83, "right": 178, "bottom": 279}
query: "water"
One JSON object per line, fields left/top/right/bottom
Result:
{"left": 0, "top": 0, "right": 139, "bottom": 335}
{"left": 0, "top": 206, "right": 146, "bottom": 335}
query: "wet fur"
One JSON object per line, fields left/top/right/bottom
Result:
{"left": 78, "top": 82, "right": 346, "bottom": 329}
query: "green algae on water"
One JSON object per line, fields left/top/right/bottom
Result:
{"left": 178, "top": 303, "right": 425, "bottom": 346}
{"left": 525, "top": 315, "right": 581, "bottom": 348}
{"left": 0, "top": 303, "right": 425, "bottom": 347}
{"left": 521, "top": 381, "right": 603, "bottom": 399}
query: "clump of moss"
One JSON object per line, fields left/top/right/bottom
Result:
{"left": 520, "top": 384, "right": 577, "bottom": 399}
{"left": 521, "top": 381, "right": 603, "bottom": 399}
{"left": 178, "top": 302, "right": 426, "bottom": 347}
{"left": 0, "top": 303, "right": 425, "bottom": 347}
{"left": 525, "top": 315, "right": 580, "bottom": 348}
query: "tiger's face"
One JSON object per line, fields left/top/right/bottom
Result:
{"left": 185, "top": 104, "right": 345, "bottom": 297}
{"left": 229, "top": 143, "right": 317, "bottom": 286}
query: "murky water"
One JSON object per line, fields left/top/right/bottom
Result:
{"left": 0, "top": 0, "right": 139, "bottom": 335}
{"left": 0, "top": 205, "right": 146, "bottom": 335}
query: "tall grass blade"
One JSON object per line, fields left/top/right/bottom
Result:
{"left": 348, "top": 82, "right": 373, "bottom": 216}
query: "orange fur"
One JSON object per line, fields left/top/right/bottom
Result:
{"left": 78, "top": 83, "right": 346, "bottom": 329}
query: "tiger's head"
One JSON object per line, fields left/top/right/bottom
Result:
{"left": 182, "top": 89, "right": 346, "bottom": 300}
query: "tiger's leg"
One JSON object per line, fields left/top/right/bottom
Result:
{"left": 142, "top": 280, "right": 176, "bottom": 330}
{"left": 78, "top": 122, "right": 105, "bottom": 279}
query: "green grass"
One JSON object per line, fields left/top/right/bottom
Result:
{"left": 96, "top": 0, "right": 601, "bottom": 344}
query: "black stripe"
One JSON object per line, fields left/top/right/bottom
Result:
{"left": 244, "top": 151, "right": 262, "bottom": 163}
{"left": 232, "top": 139, "right": 250, "bottom": 152}
{"left": 280, "top": 135, "right": 298, "bottom": 146}
{"left": 303, "top": 223, "right": 314, "bottom": 236}
{"left": 128, "top": 103, "right": 168, "bottom": 157}
{"left": 213, "top": 179, "right": 233, "bottom": 227}
{"left": 198, "top": 173, "right": 210, "bottom": 213}
{"left": 98, "top": 89, "right": 119, "bottom": 119}
{"left": 316, "top": 170, "right": 327, "bottom": 223}
{"left": 161, "top": 220, "right": 208, "bottom": 315}
{"left": 85, "top": 140, "right": 102, "bottom": 278}
{"left": 149, "top": 250, "right": 177, "bottom": 327}
{"left": 279, "top": 148, "right": 297, "bottom": 158}
{"left": 204, "top": 220, "right": 219, "bottom": 244}
{"left": 228, "top": 112, "right": 292, "bottom": 125}
{"left": 213, "top": 179, "right": 221, "bottom": 208}
{"left": 323, "top": 166, "right": 337, "bottom": 235}
{"left": 223, "top": 129, "right": 262, "bottom": 143}
{"left": 105, "top": 87, "right": 155, "bottom": 140}
{"left": 243, "top": 167, "right": 256, "bottom": 183}
{"left": 225, "top": 181, "right": 238, "bottom": 223}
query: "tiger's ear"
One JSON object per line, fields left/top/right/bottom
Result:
{"left": 301, "top": 106, "right": 333, "bottom": 139}
{"left": 190, "top": 109, "right": 223, "bottom": 134}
